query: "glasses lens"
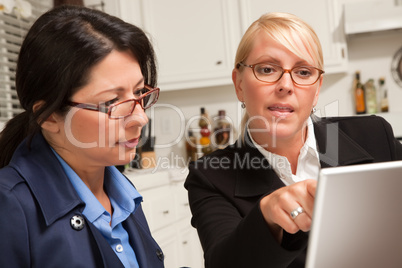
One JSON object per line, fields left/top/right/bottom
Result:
{"left": 110, "top": 100, "right": 135, "bottom": 118}
{"left": 109, "top": 88, "right": 159, "bottom": 118}
{"left": 254, "top": 63, "right": 282, "bottom": 83}
{"left": 291, "top": 67, "right": 319, "bottom": 85}
{"left": 141, "top": 90, "right": 159, "bottom": 109}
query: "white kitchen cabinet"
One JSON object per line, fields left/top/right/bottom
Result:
{"left": 342, "top": 0, "right": 402, "bottom": 35}
{"left": 152, "top": 226, "right": 180, "bottom": 268}
{"left": 117, "top": 0, "right": 242, "bottom": 91}
{"left": 239, "top": 0, "right": 348, "bottom": 73}
{"left": 177, "top": 218, "right": 205, "bottom": 268}
{"left": 125, "top": 169, "right": 204, "bottom": 268}
{"left": 84, "top": 0, "right": 120, "bottom": 17}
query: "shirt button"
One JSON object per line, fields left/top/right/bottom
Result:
{"left": 116, "top": 244, "right": 123, "bottom": 253}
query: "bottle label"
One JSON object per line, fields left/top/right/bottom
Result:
{"left": 355, "top": 88, "right": 365, "bottom": 113}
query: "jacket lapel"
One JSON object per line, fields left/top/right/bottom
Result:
{"left": 234, "top": 135, "right": 285, "bottom": 198}
{"left": 123, "top": 209, "right": 164, "bottom": 268}
{"left": 313, "top": 117, "right": 374, "bottom": 168}
{"left": 86, "top": 219, "right": 125, "bottom": 268}
{"left": 9, "top": 133, "right": 84, "bottom": 226}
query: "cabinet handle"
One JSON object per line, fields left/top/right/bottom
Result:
{"left": 216, "top": 61, "right": 222, "bottom": 65}
{"left": 182, "top": 241, "right": 188, "bottom": 245}
{"left": 162, "top": 210, "right": 169, "bottom": 215}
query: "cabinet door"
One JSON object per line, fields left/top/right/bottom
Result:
{"left": 152, "top": 227, "right": 180, "bottom": 268}
{"left": 177, "top": 219, "right": 204, "bottom": 268}
{"left": 140, "top": 185, "right": 176, "bottom": 232}
{"left": 173, "top": 182, "right": 191, "bottom": 220}
{"left": 85, "top": 0, "right": 120, "bottom": 17}
{"left": 136, "top": 0, "right": 241, "bottom": 90}
{"left": 239, "top": 0, "right": 348, "bottom": 73}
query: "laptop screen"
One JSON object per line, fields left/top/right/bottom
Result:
{"left": 306, "top": 161, "right": 402, "bottom": 268}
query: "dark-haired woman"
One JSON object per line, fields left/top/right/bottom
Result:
{"left": 0, "top": 6, "right": 163, "bottom": 267}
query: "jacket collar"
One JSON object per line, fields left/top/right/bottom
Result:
{"left": 312, "top": 116, "right": 374, "bottom": 168}
{"left": 9, "top": 132, "right": 84, "bottom": 226}
{"left": 233, "top": 133, "right": 285, "bottom": 198}
{"left": 234, "top": 117, "right": 374, "bottom": 198}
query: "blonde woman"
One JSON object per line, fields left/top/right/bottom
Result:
{"left": 185, "top": 12, "right": 402, "bottom": 267}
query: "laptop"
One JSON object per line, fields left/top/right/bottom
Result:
{"left": 305, "top": 161, "right": 402, "bottom": 268}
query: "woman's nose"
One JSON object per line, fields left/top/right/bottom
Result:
{"left": 275, "top": 71, "right": 294, "bottom": 95}
{"left": 125, "top": 103, "right": 148, "bottom": 128}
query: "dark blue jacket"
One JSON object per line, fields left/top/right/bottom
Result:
{"left": 0, "top": 133, "right": 164, "bottom": 268}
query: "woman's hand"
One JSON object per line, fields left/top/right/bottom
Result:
{"left": 259, "top": 179, "right": 317, "bottom": 243}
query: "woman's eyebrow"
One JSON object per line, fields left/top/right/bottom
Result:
{"left": 253, "top": 56, "right": 280, "bottom": 64}
{"left": 95, "top": 77, "right": 145, "bottom": 96}
{"left": 294, "top": 60, "right": 313, "bottom": 66}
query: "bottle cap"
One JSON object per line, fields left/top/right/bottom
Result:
{"left": 355, "top": 71, "right": 361, "bottom": 79}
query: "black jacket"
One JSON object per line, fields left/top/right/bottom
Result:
{"left": 185, "top": 115, "right": 402, "bottom": 268}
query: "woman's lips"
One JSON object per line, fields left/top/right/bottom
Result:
{"left": 119, "top": 137, "right": 139, "bottom": 148}
{"left": 268, "top": 104, "right": 294, "bottom": 117}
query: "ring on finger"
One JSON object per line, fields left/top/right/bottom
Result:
{"left": 290, "top": 206, "right": 304, "bottom": 219}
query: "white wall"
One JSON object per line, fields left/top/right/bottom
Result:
{"left": 152, "top": 29, "right": 402, "bottom": 164}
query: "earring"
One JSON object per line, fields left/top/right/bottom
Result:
{"left": 241, "top": 102, "right": 246, "bottom": 109}
{"left": 311, "top": 107, "right": 316, "bottom": 114}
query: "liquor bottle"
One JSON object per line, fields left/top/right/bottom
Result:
{"left": 185, "top": 130, "right": 198, "bottom": 161}
{"left": 379, "top": 77, "right": 389, "bottom": 112}
{"left": 354, "top": 71, "right": 366, "bottom": 114}
{"left": 214, "top": 110, "right": 232, "bottom": 149}
{"left": 199, "top": 107, "right": 213, "bottom": 156}
{"left": 364, "top": 79, "right": 377, "bottom": 114}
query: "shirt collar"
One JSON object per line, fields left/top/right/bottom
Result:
{"left": 303, "top": 116, "right": 319, "bottom": 157}
{"left": 248, "top": 117, "right": 319, "bottom": 184}
{"left": 105, "top": 167, "right": 143, "bottom": 226}
{"left": 51, "top": 150, "right": 142, "bottom": 225}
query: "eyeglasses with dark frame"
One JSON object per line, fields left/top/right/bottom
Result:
{"left": 237, "top": 62, "right": 325, "bottom": 86}
{"left": 67, "top": 85, "right": 160, "bottom": 119}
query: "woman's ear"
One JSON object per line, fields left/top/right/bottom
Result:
{"left": 232, "top": 68, "right": 244, "bottom": 102}
{"left": 33, "top": 100, "right": 61, "bottom": 133}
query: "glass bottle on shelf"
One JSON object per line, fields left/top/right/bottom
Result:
{"left": 354, "top": 71, "right": 366, "bottom": 114}
{"left": 199, "top": 107, "right": 213, "bottom": 156}
{"left": 379, "top": 77, "right": 389, "bottom": 113}
{"left": 364, "top": 79, "right": 377, "bottom": 114}
{"left": 185, "top": 130, "right": 198, "bottom": 161}
{"left": 214, "top": 110, "right": 232, "bottom": 149}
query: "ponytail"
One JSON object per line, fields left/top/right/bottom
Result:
{"left": 0, "top": 111, "right": 38, "bottom": 168}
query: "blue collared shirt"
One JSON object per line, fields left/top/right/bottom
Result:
{"left": 53, "top": 150, "right": 142, "bottom": 268}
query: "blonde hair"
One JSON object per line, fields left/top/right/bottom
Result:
{"left": 235, "top": 12, "right": 323, "bottom": 140}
